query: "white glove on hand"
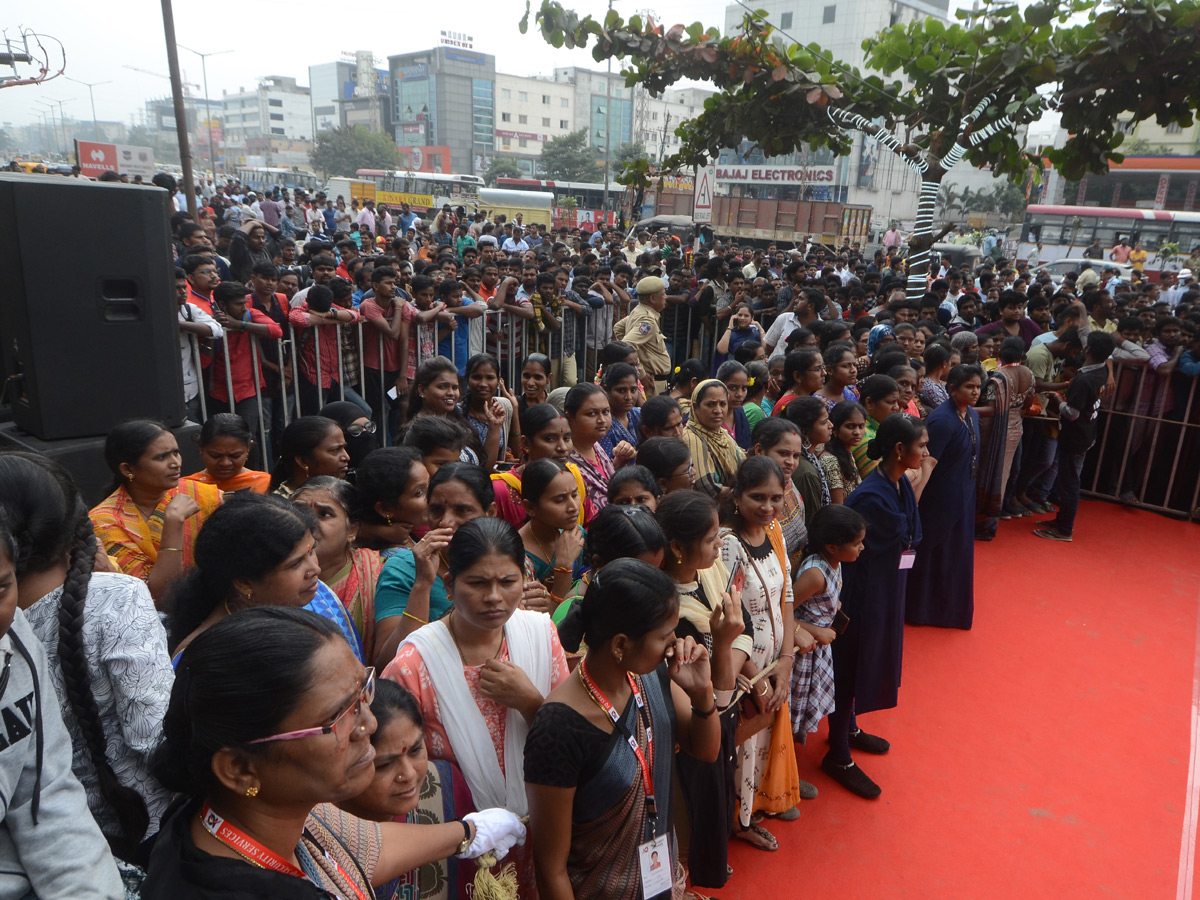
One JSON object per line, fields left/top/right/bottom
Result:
{"left": 458, "top": 809, "right": 527, "bottom": 860}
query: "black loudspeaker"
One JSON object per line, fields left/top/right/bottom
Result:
{"left": 0, "top": 174, "right": 184, "bottom": 440}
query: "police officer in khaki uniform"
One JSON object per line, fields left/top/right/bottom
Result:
{"left": 614, "top": 275, "right": 671, "bottom": 396}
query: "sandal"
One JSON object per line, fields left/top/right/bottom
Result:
{"left": 732, "top": 824, "right": 779, "bottom": 851}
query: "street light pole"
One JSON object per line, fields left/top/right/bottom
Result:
{"left": 159, "top": 0, "right": 198, "bottom": 218}
{"left": 66, "top": 77, "right": 112, "bottom": 141}
{"left": 45, "top": 97, "right": 74, "bottom": 159}
{"left": 34, "top": 102, "right": 60, "bottom": 155}
{"left": 602, "top": 0, "right": 614, "bottom": 218}
{"left": 178, "top": 45, "right": 233, "bottom": 180}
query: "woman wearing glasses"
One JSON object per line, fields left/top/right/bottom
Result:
{"left": 166, "top": 493, "right": 362, "bottom": 664}
{"left": 383, "top": 517, "right": 568, "bottom": 898}
{"left": 320, "top": 401, "right": 380, "bottom": 469}
{"left": 143, "top": 608, "right": 526, "bottom": 900}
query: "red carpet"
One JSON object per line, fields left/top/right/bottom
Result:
{"left": 704, "top": 500, "right": 1200, "bottom": 899}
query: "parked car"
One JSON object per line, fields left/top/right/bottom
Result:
{"left": 1032, "top": 258, "right": 1134, "bottom": 285}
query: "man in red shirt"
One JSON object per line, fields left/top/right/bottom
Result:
{"left": 209, "top": 282, "right": 284, "bottom": 465}
{"left": 360, "top": 266, "right": 411, "bottom": 440}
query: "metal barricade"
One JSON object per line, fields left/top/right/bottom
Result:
{"left": 335, "top": 327, "right": 346, "bottom": 402}
{"left": 313, "top": 325, "right": 324, "bottom": 410}
{"left": 1082, "top": 357, "right": 1200, "bottom": 519}
{"left": 378, "top": 330, "right": 389, "bottom": 447}
{"left": 288, "top": 322, "right": 303, "bottom": 418}
{"left": 220, "top": 339, "right": 236, "bottom": 413}
{"left": 277, "top": 337, "right": 290, "bottom": 428}
{"left": 249, "top": 335, "right": 270, "bottom": 465}
{"left": 188, "top": 334, "right": 207, "bottom": 422}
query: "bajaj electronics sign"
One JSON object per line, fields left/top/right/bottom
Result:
{"left": 76, "top": 141, "right": 157, "bottom": 180}
{"left": 715, "top": 165, "right": 836, "bottom": 185}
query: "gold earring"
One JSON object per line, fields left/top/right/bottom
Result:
{"left": 245, "top": 786, "right": 259, "bottom": 798}
{"left": 384, "top": 513, "right": 393, "bottom": 525}
{"left": 127, "top": 473, "right": 134, "bottom": 482}
{"left": 615, "top": 649, "right": 623, "bottom": 662}
{"left": 244, "top": 588, "right": 253, "bottom": 602}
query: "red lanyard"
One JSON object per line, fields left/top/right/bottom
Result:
{"left": 200, "top": 804, "right": 371, "bottom": 900}
{"left": 578, "top": 661, "right": 656, "bottom": 816}
{"left": 200, "top": 804, "right": 306, "bottom": 876}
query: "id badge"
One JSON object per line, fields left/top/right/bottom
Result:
{"left": 898, "top": 550, "right": 916, "bottom": 570}
{"left": 637, "top": 833, "right": 672, "bottom": 899}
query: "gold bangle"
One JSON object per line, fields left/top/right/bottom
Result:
{"left": 402, "top": 611, "right": 428, "bottom": 625}
{"left": 159, "top": 547, "right": 182, "bottom": 553}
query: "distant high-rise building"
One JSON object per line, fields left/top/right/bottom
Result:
{"left": 309, "top": 54, "right": 392, "bottom": 137}
{"left": 221, "top": 77, "right": 311, "bottom": 147}
{"left": 387, "top": 46, "right": 496, "bottom": 176}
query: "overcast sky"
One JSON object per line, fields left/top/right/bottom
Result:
{"left": 0, "top": 0, "right": 735, "bottom": 129}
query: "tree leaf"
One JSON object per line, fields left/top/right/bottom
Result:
{"left": 772, "top": 65, "right": 788, "bottom": 81}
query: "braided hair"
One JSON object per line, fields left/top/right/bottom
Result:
{"left": 0, "top": 452, "right": 149, "bottom": 857}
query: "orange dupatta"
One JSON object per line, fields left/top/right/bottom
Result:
{"left": 753, "top": 519, "right": 803, "bottom": 815}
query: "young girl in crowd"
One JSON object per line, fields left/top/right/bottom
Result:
{"left": 815, "top": 344, "right": 861, "bottom": 411}
{"left": 518, "top": 458, "right": 588, "bottom": 610}
{"left": 743, "top": 361, "right": 770, "bottom": 431}
{"left": 785, "top": 397, "right": 834, "bottom": 531}
{"left": 184, "top": 413, "right": 271, "bottom": 494}
{"left": 749, "top": 417, "right": 808, "bottom": 565}
{"left": 567, "top": 383, "right": 630, "bottom": 518}
{"left": 385, "top": 517, "right": 570, "bottom": 898}
{"left": 852, "top": 375, "right": 903, "bottom": 478}
{"left": 720, "top": 456, "right": 806, "bottom": 839}
{"left": 527, "top": 558, "right": 719, "bottom": 900}
{"left": 406, "top": 356, "right": 485, "bottom": 465}
{"left": 269, "top": 415, "right": 350, "bottom": 498}
{"left": 492, "top": 403, "right": 592, "bottom": 528}
{"left": 637, "top": 436, "right": 696, "bottom": 495}
{"left": 520, "top": 353, "right": 552, "bottom": 413}
{"left": 771, "top": 349, "right": 825, "bottom": 418}
{"left": 637, "top": 393, "right": 686, "bottom": 440}
{"left": 821, "top": 401, "right": 868, "bottom": 503}
{"left": 599, "top": 362, "right": 643, "bottom": 457}
{"left": 460, "top": 353, "right": 517, "bottom": 471}
{"left": 291, "top": 476, "right": 382, "bottom": 663}
{"left": 90, "top": 420, "right": 221, "bottom": 603}
{"left": 401, "top": 415, "right": 469, "bottom": 478}
{"left": 715, "top": 304, "right": 764, "bottom": 372}
{"left": 790, "top": 504, "right": 866, "bottom": 743}
{"left": 919, "top": 343, "right": 953, "bottom": 411}
{"left": 717, "top": 360, "right": 753, "bottom": 449}
{"left": 667, "top": 358, "right": 707, "bottom": 418}
{"left": 607, "top": 464, "right": 662, "bottom": 510}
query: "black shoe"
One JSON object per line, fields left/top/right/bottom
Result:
{"left": 821, "top": 753, "right": 881, "bottom": 799}
{"left": 848, "top": 728, "right": 890, "bottom": 754}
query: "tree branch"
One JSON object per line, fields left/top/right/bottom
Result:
{"left": 827, "top": 107, "right": 928, "bottom": 173}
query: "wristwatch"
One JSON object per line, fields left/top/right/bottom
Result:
{"left": 456, "top": 819, "right": 473, "bottom": 856}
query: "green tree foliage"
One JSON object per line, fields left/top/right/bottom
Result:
{"left": 539, "top": 128, "right": 600, "bottom": 181}
{"left": 484, "top": 156, "right": 525, "bottom": 186}
{"left": 521, "top": 0, "right": 1200, "bottom": 294}
{"left": 310, "top": 126, "right": 400, "bottom": 179}
{"left": 615, "top": 141, "right": 650, "bottom": 168}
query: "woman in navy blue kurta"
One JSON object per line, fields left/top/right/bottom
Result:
{"left": 823, "top": 413, "right": 927, "bottom": 799}
{"left": 905, "top": 365, "right": 983, "bottom": 630}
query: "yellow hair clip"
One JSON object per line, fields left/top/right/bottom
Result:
{"left": 674, "top": 366, "right": 681, "bottom": 374}
{"left": 747, "top": 377, "right": 756, "bottom": 386}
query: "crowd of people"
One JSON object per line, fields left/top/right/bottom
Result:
{"left": 1, "top": 175, "right": 1199, "bottom": 900}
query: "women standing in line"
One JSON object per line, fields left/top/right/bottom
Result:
{"left": 0, "top": 454, "right": 174, "bottom": 860}
{"left": 977, "top": 336, "right": 1034, "bottom": 532}
{"left": 90, "top": 420, "right": 220, "bottom": 604}
{"left": 599, "top": 363, "right": 643, "bottom": 458}
{"left": 567, "top": 383, "right": 632, "bottom": 519}
{"left": 683, "top": 380, "right": 745, "bottom": 499}
{"left": 292, "top": 477, "right": 383, "bottom": 663}
{"left": 749, "top": 418, "right": 808, "bottom": 567}
{"left": 167, "top": 492, "right": 362, "bottom": 661}
{"left": 520, "top": 354, "right": 553, "bottom": 414}
{"left": 519, "top": 459, "right": 588, "bottom": 612}
{"left": 493, "top": 403, "right": 592, "bottom": 529}
{"left": 906, "top": 365, "right": 983, "bottom": 630}
{"left": 526, "top": 558, "right": 719, "bottom": 900}
{"left": 824, "top": 413, "right": 927, "bottom": 799}
{"left": 716, "top": 360, "right": 753, "bottom": 450}
{"left": 385, "top": 518, "right": 569, "bottom": 898}
{"left": 720, "top": 457, "right": 805, "bottom": 839}
{"left": 269, "top": 416, "right": 351, "bottom": 498}
{"left": 143, "top": 608, "right": 524, "bottom": 900}
{"left": 785, "top": 397, "right": 834, "bottom": 533}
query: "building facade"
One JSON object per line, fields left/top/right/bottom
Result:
{"left": 492, "top": 73, "right": 576, "bottom": 175}
{"left": 221, "top": 77, "right": 312, "bottom": 153}
{"left": 721, "top": 0, "right": 952, "bottom": 228}
{"left": 309, "top": 54, "right": 392, "bottom": 136}
{"left": 387, "top": 46, "right": 496, "bottom": 176}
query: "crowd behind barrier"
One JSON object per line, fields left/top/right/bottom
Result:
{"left": 0, "top": 175, "right": 1197, "bottom": 900}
